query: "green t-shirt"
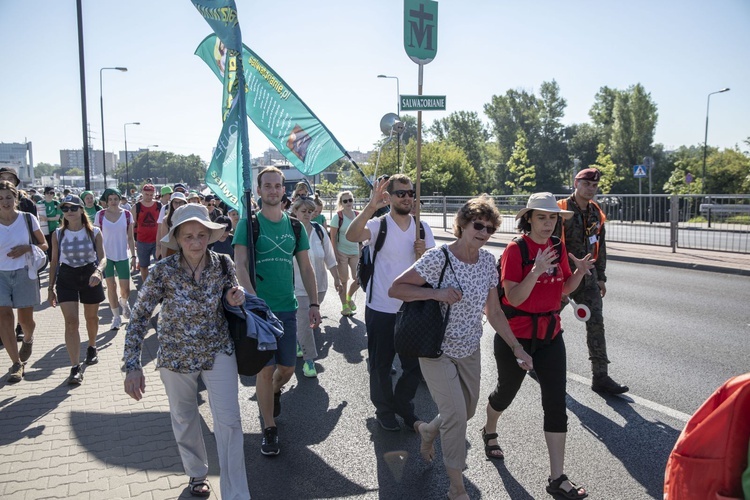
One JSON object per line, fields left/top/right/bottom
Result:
{"left": 84, "top": 205, "right": 100, "bottom": 224}
{"left": 44, "top": 200, "right": 62, "bottom": 232}
{"left": 330, "top": 211, "right": 360, "bottom": 255}
{"left": 312, "top": 214, "right": 326, "bottom": 226}
{"left": 233, "top": 212, "right": 310, "bottom": 312}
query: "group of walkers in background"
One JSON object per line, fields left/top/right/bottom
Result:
{"left": 2, "top": 162, "right": 629, "bottom": 500}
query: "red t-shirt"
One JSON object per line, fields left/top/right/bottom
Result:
{"left": 500, "top": 235, "right": 572, "bottom": 340}
{"left": 135, "top": 201, "right": 161, "bottom": 243}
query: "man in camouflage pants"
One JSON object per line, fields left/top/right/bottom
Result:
{"left": 557, "top": 168, "right": 628, "bottom": 394}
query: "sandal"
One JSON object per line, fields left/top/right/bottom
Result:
{"left": 188, "top": 477, "right": 211, "bottom": 497}
{"left": 481, "top": 427, "right": 504, "bottom": 460}
{"left": 546, "top": 474, "right": 587, "bottom": 499}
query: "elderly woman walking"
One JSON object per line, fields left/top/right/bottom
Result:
{"left": 483, "top": 192, "right": 593, "bottom": 499}
{"left": 389, "top": 195, "right": 532, "bottom": 500}
{"left": 123, "top": 204, "right": 250, "bottom": 500}
{"left": 0, "top": 180, "right": 48, "bottom": 382}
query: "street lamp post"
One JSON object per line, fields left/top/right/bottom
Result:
{"left": 377, "top": 74, "right": 400, "bottom": 117}
{"left": 702, "top": 87, "right": 730, "bottom": 194}
{"left": 100, "top": 66, "right": 127, "bottom": 189}
{"left": 124, "top": 122, "right": 140, "bottom": 195}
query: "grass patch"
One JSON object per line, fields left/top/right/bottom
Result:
{"left": 727, "top": 215, "right": 750, "bottom": 224}
{"left": 687, "top": 216, "right": 707, "bottom": 223}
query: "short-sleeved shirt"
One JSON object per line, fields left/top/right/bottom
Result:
{"left": 312, "top": 214, "right": 326, "bottom": 227}
{"left": 364, "top": 214, "right": 435, "bottom": 314}
{"left": 294, "top": 224, "right": 337, "bottom": 296}
{"left": 233, "top": 211, "right": 310, "bottom": 312}
{"left": 0, "top": 213, "right": 41, "bottom": 271}
{"left": 83, "top": 205, "right": 100, "bottom": 224}
{"left": 500, "top": 235, "right": 572, "bottom": 340}
{"left": 415, "top": 245, "right": 498, "bottom": 358}
{"left": 330, "top": 211, "right": 360, "bottom": 256}
{"left": 44, "top": 200, "right": 62, "bottom": 232}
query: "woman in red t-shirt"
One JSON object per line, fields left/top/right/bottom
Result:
{"left": 482, "top": 192, "right": 594, "bottom": 500}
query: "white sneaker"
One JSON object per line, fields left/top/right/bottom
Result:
{"left": 119, "top": 298, "right": 131, "bottom": 320}
{"left": 112, "top": 315, "right": 122, "bottom": 330}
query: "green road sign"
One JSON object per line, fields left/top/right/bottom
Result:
{"left": 404, "top": 0, "right": 438, "bottom": 64}
{"left": 400, "top": 95, "right": 446, "bottom": 111}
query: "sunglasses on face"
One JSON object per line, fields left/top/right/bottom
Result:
{"left": 342, "top": 198, "right": 353, "bottom": 204}
{"left": 472, "top": 221, "right": 497, "bottom": 234}
{"left": 391, "top": 189, "right": 416, "bottom": 198}
{"left": 61, "top": 206, "right": 81, "bottom": 213}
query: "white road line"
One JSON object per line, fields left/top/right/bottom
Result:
{"left": 568, "top": 372, "right": 692, "bottom": 422}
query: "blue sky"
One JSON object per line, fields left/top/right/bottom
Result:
{"left": 1, "top": 0, "right": 748, "bottom": 166}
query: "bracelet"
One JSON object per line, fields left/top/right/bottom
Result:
{"left": 309, "top": 303, "right": 320, "bottom": 308}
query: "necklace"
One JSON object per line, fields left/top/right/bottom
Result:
{"left": 182, "top": 252, "right": 206, "bottom": 281}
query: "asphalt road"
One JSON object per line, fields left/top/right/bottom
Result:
{"left": 199, "top": 259, "right": 749, "bottom": 500}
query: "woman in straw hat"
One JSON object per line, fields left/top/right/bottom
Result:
{"left": 48, "top": 194, "right": 107, "bottom": 385}
{"left": 482, "top": 192, "right": 593, "bottom": 499}
{"left": 123, "top": 204, "right": 250, "bottom": 500}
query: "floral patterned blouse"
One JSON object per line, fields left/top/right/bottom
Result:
{"left": 123, "top": 251, "right": 238, "bottom": 373}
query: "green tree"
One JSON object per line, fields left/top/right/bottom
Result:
{"left": 67, "top": 167, "right": 84, "bottom": 176}
{"left": 566, "top": 123, "right": 602, "bottom": 186}
{"left": 590, "top": 143, "right": 622, "bottom": 194}
{"left": 428, "top": 111, "right": 490, "bottom": 180}
{"left": 536, "top": 80, "right": 568, "bottom": 191}
{"left": 588, "top": 86, "right": 619, "bottom": 145}
{"left": 505, "top": 132, "right": 536, "bottom": 194}
{"left": 34, "top": 162, "right": 57, "bottom": 178}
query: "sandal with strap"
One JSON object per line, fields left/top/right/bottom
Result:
{"left": 481, "top": 427, "right": 504, "bottom": 460}
{"left": 188, "top": 477, "right": 211, "bottom": 497}
{"left": 546, "top": 474, "right": 588, "bottom": 499}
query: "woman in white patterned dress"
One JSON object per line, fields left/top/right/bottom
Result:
{"left": 389, "top": 195, "right": 531, "bottom": 500}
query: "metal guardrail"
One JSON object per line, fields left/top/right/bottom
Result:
{"left": 319, "top": 194, "right": 750, "bottom": 254}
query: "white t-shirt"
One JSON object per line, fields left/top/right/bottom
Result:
{"left": 415, "top": 245, "right": 498, "bottom": 358}
{"left": 95, "top": 209, "right": 132, "bottom": 261}
{"left": 294, "top": 223, "right": 337, "bottom": 296}
{"left": 0, "top": 213, "right": 41, "bottom": 271}
{"left": 157, "top": 204, "right": 168, "bottom": 224}
{"left": 57, "top": 227, "right": 101, "bottom": 268}
{"left": 364, "top": 214, "right": 435, "bottom": 314}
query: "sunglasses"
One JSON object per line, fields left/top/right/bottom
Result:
{"left": 61, "top": 206, "right": 81, "bottom": 212}
{"left": 342, "top": 198, "right": 353, "bottom": 204}
{"left": 391, "top": 189, "right": 416, "bottom": 198}
{"left": 472, "top": 221, "right": 497, "bottom": 234}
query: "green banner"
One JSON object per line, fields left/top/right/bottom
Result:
{"left": 400, "top": 94, "right": 446, "bottom": 111}
{"left": 205, "top": 96, "right": 244, "bottom": 215}
{"left": 196, "top": 35, "right": 346, "bottom": 176}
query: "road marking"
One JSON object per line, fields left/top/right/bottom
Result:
{"left": 568, "top": 372, "right": 691, "bottom": 422}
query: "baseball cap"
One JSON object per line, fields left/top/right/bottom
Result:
{"left": 60, "top": 194, "right": 84, "bottom": 207}
{"left": 142, "top": 184, "right": 155, "bottom": 192}
{"left": 173, "top": 183, "right": 187, "bottom": 193}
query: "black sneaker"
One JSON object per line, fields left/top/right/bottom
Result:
{"left": 15, "top": 323, "right": 23, "bottom": 341}
{"left": 592, "top": 374, "right": 629, "bottom": 394}
{"left": 85, "top": 346, "right": 99, "bottom": 365}
{"left": 527, "top": 369, "right": 539, "bottom": 383}
{"left": 261, "top": 426, "right": 280, "bottom": 456}
{"left": 68, "top": 364, "right": 83, "bottom": 385}
{"left": 273, "top": 389, "right": 282, "bottom": 418}
{"left": 376, "top": 415, "right": 401, "bottom": 431}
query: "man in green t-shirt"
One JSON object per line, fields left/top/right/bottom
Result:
{"left": 234, "top": 166, "right": 320, "bottom": 457}
{"left": 41, "top": 187, "right": 62, "bottom": 259}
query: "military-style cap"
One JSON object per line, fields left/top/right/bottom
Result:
{"left": 575, "top": 168, "right": 601, "bottom": 181}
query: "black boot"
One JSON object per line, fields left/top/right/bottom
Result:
{"left": 592, "top": 374, "right": 629, "bottom": 394}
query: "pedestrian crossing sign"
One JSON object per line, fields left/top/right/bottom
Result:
{"left": 633, "top": 165, "right": 647, "bottom": 178}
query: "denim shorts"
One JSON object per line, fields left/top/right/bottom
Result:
{"left": 265, "top": 310, "right": 297, "bottom": 368}
{"left": 136, "top": 241, "right": 156, "bottom": 268}
{"left": 0, "top": 268, "right": 41, "bottom": 308}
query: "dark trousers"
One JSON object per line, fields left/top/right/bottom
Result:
{"left": 569, "top": 270, "right": 609, "bottom": 375}
{"left": 365, "top": 306, "right": 422, "bottom": 427}
{"left": 488, "top": 333, "right": 568, "bottom": 433}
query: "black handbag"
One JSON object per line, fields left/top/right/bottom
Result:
{"left": 224, "top": 306, "right": 275, "bottom": 376}
{"left": 394, "top": 246, "right": 455, "bottom": 358}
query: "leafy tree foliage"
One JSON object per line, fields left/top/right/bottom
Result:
{"left": 113, "top": 151, "right": 206, "bottom": 188}
{"left": 590, "top": 144, "right": 621, "bottom": 194}
{"left": 428, "top": 111, "right": 490, "bottom": 180}
{"left": 505, "top": 132, "right": 536, "bottom": 194}
{"left": 33, "top": 162, "right": 58, "bottom": 178}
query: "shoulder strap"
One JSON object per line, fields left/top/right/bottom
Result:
{"left": 411, "top": 215, "right": 426, "bottom": 240}
{"left": 251, "top": 215, "right": 260, "bottom": 244}
{"left": 311, "top": 221, "right": 325, "bottom": 242}
{"left": 135, "top": 202, "right": 141, "bottom": 219}
{"left": 97, "top": 210, "right": 105, "bottom": 230}
{"left": 219, "top": 252, "right": 229, "bottom": 276}
{"left": 126, "top": 210, "right": 131, "bottom": 225}
{"left": 290, "top": 217, "right": 302, "bottom": 250}
{"left": 336, "top": 210, "right": 344, "bottom": 242}
{"left": 23, "top": 213, "right": 34, "bottom": 244}
{"left": 513, "top": 236, "right": 533, "bottom": 267}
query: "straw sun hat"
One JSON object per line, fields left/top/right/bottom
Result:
{"left": 160, "top": 204, "right": 225, "bottom": 250}
{"left": 515, "top": 192, "right": 573, "bottom": 220}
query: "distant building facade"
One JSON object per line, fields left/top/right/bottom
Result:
{"left": 0, "top": 142, "right": 34, "bottom": 186}
{"left": 60, "top": 149, "right": 116, "bottom": 176}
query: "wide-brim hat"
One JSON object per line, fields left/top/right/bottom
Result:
{"left": 160, "top": 204, "right": 225, "bottom": 250}
{"left": 0, "top": 167, "right": 21, "bottom": 186}
{"left": 60, "top": 194, "right": 84, "bottom": 207}
{"left": 515, "top": 192, "right": 573, "bottom": 220}
{"left": 170, "top": 191, "right": 187, "bottom": 203}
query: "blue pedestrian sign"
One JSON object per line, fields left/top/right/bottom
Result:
{"left": 633, "top": 165, "right": 647, "bottom": 178}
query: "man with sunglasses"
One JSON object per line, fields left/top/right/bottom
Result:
{"left": 556, "top": 168, "right": 628, "bottom": 395}
{"left": 346, "top": 174, "right": 435, "bottom": 432}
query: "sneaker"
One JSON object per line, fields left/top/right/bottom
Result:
{"left": 261, "top": 426, "right": 280, "bottom": 456}
{"left": 85, "top": 346, "right": 99, "bottom": 365}
{"left": 112, "top": 315, "right": 122, "bottom": 330}
{"left": 296, "top": 343, "right": 303, "bottom": 358}
{"left": 15, "top": 323, "right": 23, "bottom": 341}
{"left": 303, "top": 360, "right": 317, "bottom": 378}
{"left": 377, "top": 415, "right": 401, "bottom": 431}
{"left": 67, "top": 364, "right": 83, "bottom": 385}
{"left": 347, "top": 298, "right": 357, "bottom": 312}
{"left": 341, "top": 305, "right": 352, "bottom": 317}
{"left": 591, "top": 374, "right": 629, "bottom": 394}
{"left": 8, "top": 362, "right": 24, "bottom": 383}
{"left": 527, "top": 369, "right": 539, "bottom": 383}
{"left": 119, "top": 298, "right": 132, "bottom": 320}
{"left": 273, "top": 389, "right": 282, "bottom": 417}
{"left": 19, "top": 339, "right": 33, "bottom": 363}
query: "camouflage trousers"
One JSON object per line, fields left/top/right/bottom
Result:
{"left": 567, "top": 270, "right": 610, "bottom": 376}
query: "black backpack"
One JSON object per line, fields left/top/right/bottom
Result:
{"left": 357, "top": 215, "right": 425, "bottom": 303}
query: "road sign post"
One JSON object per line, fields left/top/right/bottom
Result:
{"left": 404, "top": 0, "right": 438, "bottom": 248}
